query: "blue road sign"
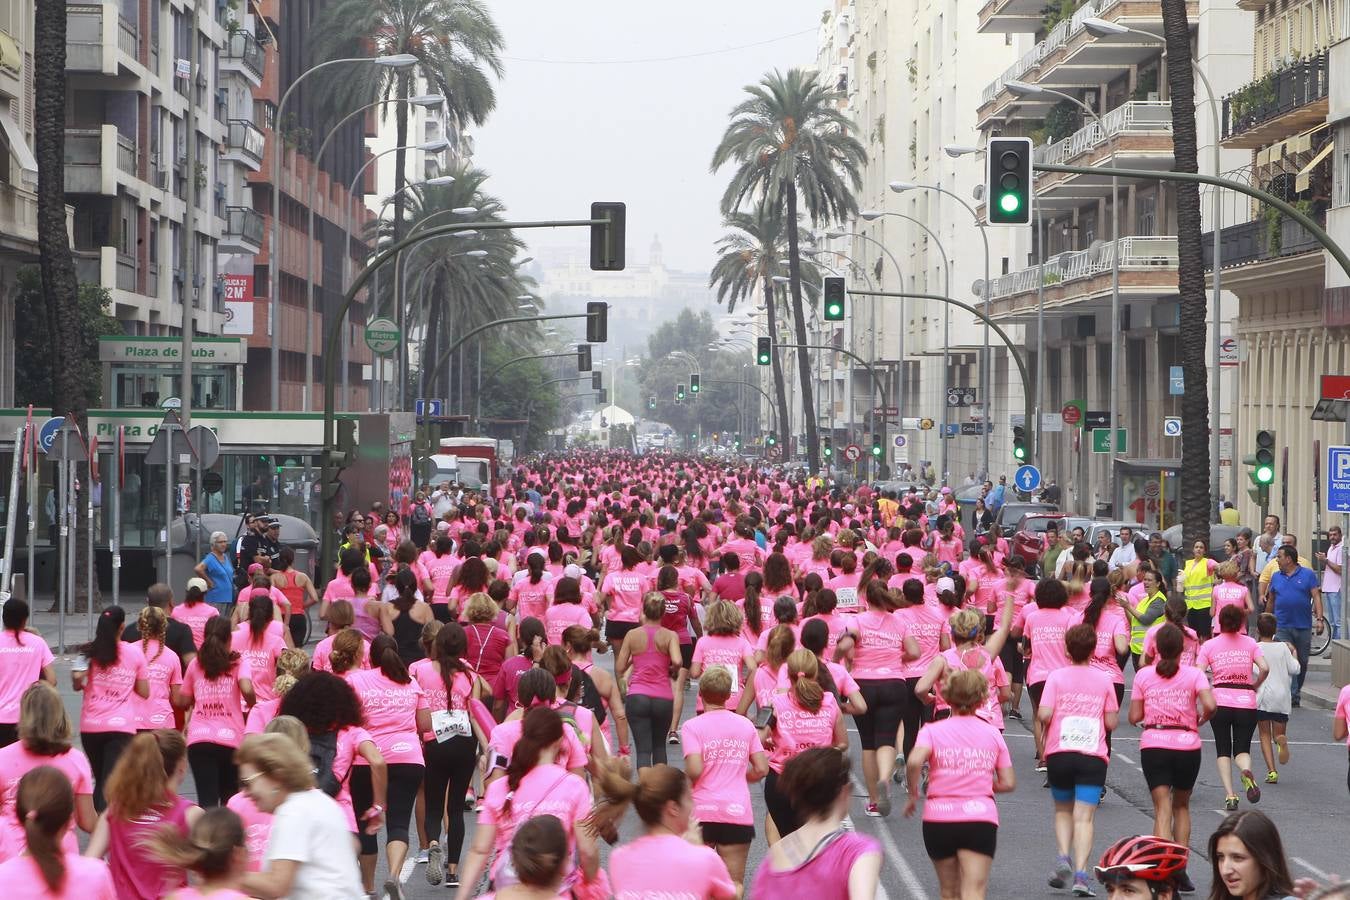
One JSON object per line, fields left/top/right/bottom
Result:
{"left": 1327, "top": 445, "right": 1350, "bottom": 512}
{"left": 38, "top": 416, "right": 63, "bottom": 454}
{"left": 415, "top": 398, "right": 444, "bottom": 418}
{"left": 1014, "top": 464, "right": 1042, "bottom": 493}
{"left": 1169, "top": 366, "right": 1185, "bottom": 396}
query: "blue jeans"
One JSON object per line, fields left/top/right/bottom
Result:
{"left": 1325, "top": 591, "right": 1343, "bottom": 640}
{"left": 1276, "top": 626, "right": 1312, "bottom": 703}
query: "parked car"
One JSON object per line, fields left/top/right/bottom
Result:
{"left": 1162, "top": 524, "right": 1243, "bottom": 561}
{"left": 1009, "top": 512, "right": 1068, "bottom": 574}
{"left": 994, "top": 501, "right": 1060, "bottom": 538}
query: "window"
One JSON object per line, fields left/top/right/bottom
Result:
{"left": 1337, "top": 124, "right": 1350, "bottom": 207}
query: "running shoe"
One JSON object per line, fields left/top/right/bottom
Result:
{"left": 384, "top": 880, "right": 403, "bottom": 900}
{"left": 1035, "top": 759, "right": 1048, "bottom": 773}
{"left": 667, "top": 731, "right": 680, "bottom": 745}
{"left": 1241, "top": 769, "right": 1261, "bottom": 804}
{"left": 426, "top": 843, "right": 443, "bottom": 886}
{"left": 464, "top": 792, "right": 476, "bottom": 811}
{"left": 1265, "top": 770, "right": 1279, "bottom": 784}
{"left": 1224, "top": 795, "right": 1239, "bottom": 811}
{"left": 864, "top": 802, "right": 882, "bottom": 817}
{"left": 1072, "top": 872, "right": 1096, "bottom": 897}
{"left": 445, "top": 871, "right": 460, "bottom": 890}
{"left": 1276, "top": 734, "right": 1290, "bottom": 764}
{"left": 1008, "top": 707, "right": 1024, "bottom": 720}
{"left": 875, "top": 781, "right": 891, "bottom": 817}
{"left": 1177, "top": 871, "right": 1196, "bottom": 894}
{"left": 1099, "top": 786, "right": 1107, "bottom": 804}
{"left": 416, "top": 849, "right": 429, "bottom": 865}
{"left": 892, "top": 768, "right": 904, "bottom": 786}
{"left": 1049, "top": 855, "right": 1073, "bottom": 889}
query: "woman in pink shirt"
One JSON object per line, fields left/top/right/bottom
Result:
{"left": 0, "top": 600, "right": 56, "bottom": 747}
{"left": 825, "top": 553, "right": 863, "bottom": 613}
{"left": 1038, "top": 624, "right": 1120, "bottom": 895}
{"left": 421, "top": 533, "right": 458, "bottom": 622}
{"left": 1143, "top": 597, "right": 1202, "bottom": 668}
{"left": 463, "top": 592, "right": 515, "bottom": 690}
{"left": 1013, "top": 579, "right": 1084, "bottom": 769}
{"left": 802, "top": 589, "right": 857, "bottom": 661}
{"left": 132, "top": 607, "right": 183, "bottom": 732}
{"left": 614, "top": 594, "right": 682, "bottom": 771}
{"left": 73, "top": 606, "right": 149, "bottom": 811}
{"left": 346, "top": 633, "right": 430, "bottom": 896}
{"left": 599, "top": 546, "right": 649, "bottom": 645}
{"left": 680, "top": 668, "right": 769, "bottom": 891}
{"left": 763, "top": 650, "right": 846, "bottom": 841}
{"left": 1210, "top": 561, "right": 1252, "bottom": 635}
{"left": 0, "top": 685, "right": 95, "bottom": 862}
{"left": 690, "top": 601, "right": 757, "bottom": 715}
{"left": 903, "top": 669, "right": 1016, "bottom": 900}
{"left": 146, "top": 806, "right": 250, "bottom": 900}
{"left": 751, "top": 747, "right": 881, "bottom": 900}
{"left": 1130, "top": 623, "right": 1216, "bottom": 894}
{"left": 170, "top": 582, "right": 219, "bottom": 651}
{"left": 914, "top": 604, "right": 1013, "bottom": 731}
{"left": 0, "top": 767, "right": 116, "bottom": 899}
{"left": 544, "top": 578, "right": 594, "bottom": 647}
{"left": 230, "top": 595, "right": 289, "bottom": 703}
{"left": 174, "top": 616, "right": 255, "bottom": 808}
{"left": 594, "top": 763, "right": 737, "bottom": 900}
{"left": 347, "top": 567, "right": 383, "bottom": 640}
{"left": 456, "top": 707, "right": 599, "bottom": 900}
{"left": 509, "top": 554, "right": 554, "bottom": 623}
{"left": 996, "top": 557, "right": 1036, "bottom": 718}
{"left": 311, "top": 600, "right": 367, "bottom": 673}
{"left": 895, "top": 578, "right": 952, "bottom": 784}
{"left": 1197, "top": 603, "right": 1269, "bottom": 811}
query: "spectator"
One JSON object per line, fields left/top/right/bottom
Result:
{"left": 1316, "top": 525, "right": 1343, "bottom": 644}
{"left": 1254, "top": 515, "right": 1284, "bottom": 572}
{"left": 1266, "top": 546, "right": 1324, "bottom": 708}
{"left": 1258, "top": 535, "right": 1310, "bottom": 609}
{"left": 1219, "top": 500, "right": 1241, "bottom": 526}
{"left": 1108, "top": 526, "right": 1138, "bottom": 572}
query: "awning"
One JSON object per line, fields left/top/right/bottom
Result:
{"left": 0, "top": 111, "right": 37, "bottom": 187}
{"left": 1296, "top": 139, "right": 1334, "bottom": 193}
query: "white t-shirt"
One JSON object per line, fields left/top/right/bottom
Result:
{"left": 1107, "top": 543, "right": 1137, "bottom": 572}
{"left": 264, "top": 789, "right": 365, "bottom": 899}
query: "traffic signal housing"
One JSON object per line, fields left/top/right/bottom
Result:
{"left": 589, "top": 202, "right": 626, "bottom": 271}
{"left": 577, "top": 344, "right": 591, "bottom": 372}
{"left": 871, "top": 434, "right": 883, "bottom": 458}
{"left": 322, "top": 418, "right": 357, "bottom": 501}
{"left": 1244, "top": 429, "right": 1276, "bottom": 505}
{"left": 648, "top": 396, "right": 656, "bottom": 411}
{"left": 591, "top": 371, "right": 602, "bottom": 390}
{"left": 676, "top": 383, "right": 686, "bottom": 401}
{"left": 689, "top": 374, "right": 700, "bottom": 394}
{"left": 766, "top": 432, "right": 777, "bottom": 447}
{"left": 823, "top": 276, "right": 846, "bottom": 321}
{"left": 822, "top": 436, "right": 833, "bottom": 459}
{"left": 586, "top": 301, "right": 608, "bottom": 343}
{"left": 756, "top": 337, "right": 771, "bottom": 366}
{"left": 1012, "top": 425, "right": 1028, "bottom": 462}
{"left": 987, "top": 137, "right": 1033, "bottom": 226}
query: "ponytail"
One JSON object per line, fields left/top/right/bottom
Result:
{"left": 787, "top": 649, "right": 823, "bottom": 712}
{"left": 198, "top": 616, "right": 239, "bottom": 680}
{"left": 434, "top": 623, "right": 472, "bottom": 707}
{"left": 328, "top": 628, "right": 365, "bottom": 675}
{"left": 79, "top": 606, "right": 125, "bottom": 669}
{"left": 369, "top": 633, "right": 410, "bottom": 684}
{"left": 148, "top": 807, "right": 244, "bottom": 880}
{"left": 527, "top": 553, "right": 546, "bottom": 586}
{"left": 742, "top": 573, "right": 764, "bottom": 637}
{"left": 137, "top": 605, "right": 167, "bottom": 665}
{"left": 1154, "top": 623, "right": 1184, "bottom": 679}
{"left": 502, "top": 707, "right": 564, "bottom": 819}
{"left": 588, "top": 760, "right": 687, "bottom": 834}
{"left": 248, "top": 593, "right": 272, "bottom": 647}
{"left": 3, "top": 598, "right": 29, "bottom": 642}
{"left": 17, "top": 766, "right": 73, "bottom": 893}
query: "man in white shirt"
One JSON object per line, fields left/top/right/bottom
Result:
{"left": 430, "top": 481, "right": 456, "bottom": 519}
{"left": 1317, "top": 525, "right": 1343, "bottom": 642}
{"left": 1108, "top": 525, "right": 1138, "bottom": 572}
{"left": 1254, "top": 514, "right": 1285, "bottom": 572}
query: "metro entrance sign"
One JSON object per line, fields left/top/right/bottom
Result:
{"left": 364, "top": 318, "right": 401, "bottom": 356}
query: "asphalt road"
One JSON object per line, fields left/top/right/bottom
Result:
{"left": 46, "top": 645, "right": 1350, "bottom": 899}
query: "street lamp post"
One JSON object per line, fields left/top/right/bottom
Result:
{"left": 268, "top": 52, "right": 417, "bottom": 409}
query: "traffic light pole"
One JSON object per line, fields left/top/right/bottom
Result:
{"left": 778, "top": 343, "right": 889, "bottom": 460}
{"left": 474, "top": 351, "right": 578, "bottom": 425}
{"left": 701, "top": 378, "right": 777, "bottom": 436}
{"left": 429, "top": 312, "right": 588, "bottom": 393}
{"left": 849, "top": 290, "right": 1034, "bottom": 464}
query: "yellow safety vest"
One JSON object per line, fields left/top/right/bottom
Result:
{"left": 1182, "top": 558, "right": 1215, "bottom": 611}
{"left": 1129, "top": 592, "right": 1163, "bottom": 655}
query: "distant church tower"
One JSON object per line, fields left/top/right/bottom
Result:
{"left": 649, "top": 235, "right": 664, "bottom": 270}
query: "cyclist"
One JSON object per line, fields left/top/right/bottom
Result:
{"left": 1092, "top": 834, "right": 1190, "bottom": 900}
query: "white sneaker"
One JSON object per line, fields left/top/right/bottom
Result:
{"left": 415, "top": 849, "right": 429, "bottom": 865}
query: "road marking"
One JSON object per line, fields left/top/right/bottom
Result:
{"left": 841, "top": 814, "right": 892, "bottom": 900}
{"left": 1292, "top": 857, "right": 1334, "bottom": 881}
{"left": 399, "top": 855, "right": 416, "bottom": 884}
{"left": 1112, "top": 752, "right": 1136, "bottom": 766}
{"left": 849, "top": 773, "right": 930, "bottom": 900}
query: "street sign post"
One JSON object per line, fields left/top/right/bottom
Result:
{"left": 415, "top": 398, "right": 445, "bottom": 418}
{"left": 946, "top": 388, "right": 978, "bottom": 408}
{"left": 1061, "top": 404, "right": 1082, "bottom": 427}
{"left": 38, "top": 417, "right": 63, "bottom": 454}
{"left": 1091, "top": 428, "right": 1128, "bottom": 454}
{"left": 1169, "top": 366, "right": 1185, "bottom": 396}
{"left": 364, "top": 318, "right": 401, "bottom": 356}
{"left": 1014, "top": 464, "right": 1042, "bottom": 493}
{"left": 1326, "top": 445, "right": 1350, "bottom": 512}
{"left": 843, "top": 444, "right": 862, "bottom": 462}
{"left": 1163, "top": 417, "right": 1182, "bottom": 438}
{"left": 1084, "top": 410, "right": 1111, "bottom": 431}
{"left": 893, "top": 435, "right": 907, "bottom": 449}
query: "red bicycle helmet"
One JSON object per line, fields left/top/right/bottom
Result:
{"left": 1094, "top": 835, "right": 1190, "bottom": 883}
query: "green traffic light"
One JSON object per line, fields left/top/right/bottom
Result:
{"left": 999, "top": 193, "right": 1021, "bottom": 213}
{"left": 827, "top": 303, "right": 842, "bottom": 316}
{"left": 1014, "top": 446, "right": 1027, "bottom": 460}
{"left": 1255, "top": 464, "right": 1274, "bottom": 484}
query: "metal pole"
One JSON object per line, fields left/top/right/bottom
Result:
{"left": 25, "top": 423, "right": 34, "bottom": 610}
{"left": 57, "top": 431, "right": 67, "bottom": 652}
{"left": 86, "top": 451, "right": 94, "bottom": 635}
{"left": 110, "top": 427, "right": 120, "bottom": 611}
{"left": 164, "top": 423, "right": 173, "bottom": 585}
{"left": 1034, "top": 193, "right": 1046, "bottom": 467}
{"left": 0, "top": 426, "right": 24, "bottom": 596}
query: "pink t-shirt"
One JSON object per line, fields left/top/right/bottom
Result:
{"left": 1022, "top": 606, "right": 1084, "bottom": 685}
{"left": 477, "top": 764, "right": 591, "bottom": 881}
{"left": 0, "top": 744, "right": 93, "bottom": 861}
{"left": 915, "top": 716, "right": 1011, "bottom": 824}
{"left": 804, "top": 612, "right": 856, "bottom": 661}
{"left": 680, "top": 708, "right": 763, "bottom": 826}
{"left": 332, "top": 725, "right": 375, "bottom": 831}
{"left": 0, "top": 853, "right": 116, "bottom": 900}
{"left": 545, "top": 603, "right": 592, "bottom": 646}
{"left": 825, "top": 572, "right": 862, "bottom": 611}
{"left": 0, "top": 631, "right": 53, "bottom": 724}
{"left": 601, "top": 570, "right": 649, "bottom": 623}
{"left": 226, "top": 790, "right": 272, "bottom": 872}
{"left": 1040, "top": 665, "right": 1118, "bottom": 761}
{"left": 487, "top": 716, "right": 588, "bottom": 772}
{"left": 768, "top": 691, "right": 840, "bottom": 773}
{"left": 1336, "top": 685, "right": 1350, "bottom": 746}
{"left": 80, "top": 643, "right": 149, "bottom": 734}
{"left": 167, "top": 889, "right": 252, "bottom": 900}
{"left": 410, "top": 661, "right": 474, "bottom": 742}
{"left": 898, "top": 603, "right": 948, "bottom": 679}
{"left": 230, "top": 624, "right": 287, "bottom": 702}
{"left": 691, "top": 634, "right": 754, "bottom": 712}
{"left": 421, "top": 552, "right": 457, "bottom": 605}
{"left": 179, "top": 657, "right": 253, "bottom": 748}
{"left": 751, "top": 833, "right": 879, "bottom": 898}
{"left": 1088, "top": 610, "right": 1129, "bottom": 685}
{"left": 1134, "top": 665, "right": 1211, "bottom": 751}
{"left": 1197, "top": 633, "right": 1263, "bottom": 710}
{"left": 1143, "top": 623, "right": 1200, "bottom": 668}
{"left": 850, "top": 609, "right": 909, "bottom": 680}
{"left": 609, "top": 833, "right": 737, "bottom": 900}
{"left": 170, "top": 602, "right": 219, "bottom": 649}
{"left": 345, "top": 669, "right": 426, "bottom": 765}
{"left": 773, "top": 658, "right": 861, "bottom": 701}
{"left": 312, "top": 631, "right": 369, "bottom": 673}
{"left": 136, "top": 641, "right": 183, "bottom": 731}
{"left": 510, "top": 576, "right": 554, "bottom": 622}
{"left": 1210, "top": 582, "right": 1250, "bottom": 633}
{"left": 932, "top": 647, "right": 1009, "bottom": 730}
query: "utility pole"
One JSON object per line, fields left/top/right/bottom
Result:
{"left": 178, "top": 0, "right": 200, "bottom": 542}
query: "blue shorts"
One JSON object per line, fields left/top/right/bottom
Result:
{"left": 1046, "top": 752, "right": 1108, "bottom": 805}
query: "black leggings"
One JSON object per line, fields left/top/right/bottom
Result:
{"left": 763, "top": 769, "right": 797, "bottom": 837}
{"left": 1210, "top": 706, "right": 1258, "bottom": 758}
{"left": 187, "top": 741, "right": 239, "bottom": 809}
{"left": 902, "top": 676, "right": 929, "bottom": 761}
{"left": 288, "top": 611, "right": 308, "bottom": 648}
{"left": 626, "top": 693, "right": 673, "bottom": 768}
{"left": 82, "top": 731, "right": 132, "bottom": 812}
{"left": 351, "top": 763, "right": 424, "bottom": 856}
{"left": 422, "top": 736, "right": 477, "bottom": 865}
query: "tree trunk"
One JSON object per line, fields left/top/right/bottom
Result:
{"left": 762, "top": 277, "right": 791, "bottom": 453}
{"left": 392, "top": 69, "right": 410, "bottom": 410}
{"left": 784, "top": 186, "right": 819, "bottom": 472}
{"left": 1162, "top": 0, "right": 1211, "bottom": 546}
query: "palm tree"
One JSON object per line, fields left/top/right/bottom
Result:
{"left": 1161, "top": 0, "right": 1210, "bottom": 544}
{"left": 712, "top": 68, "right": 867, "bottom": 473}
{"left": 310, "top": 0, "right": 503, "bottom": 246}
{"left": 709, "top": 202, "right": 821, "bottom": 453}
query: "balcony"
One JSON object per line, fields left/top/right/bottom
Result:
{"left": 221, "top": 31, "right": 264, "bottom": 84}
{"left": 1220, "top": 52, "right": 1329, "bottom": 150}
{"left": 1031, "top": 100, "right": 1174, "bottom": 209}
{"left": 72, "top": 246, "right": 138, "bottom": 293}
{"left": 65, "top": 4, "right": 138, "bottom": 74}
{"left": 63, "top": 125, "right": 136, "bottom": 194}
{"left": 978, "top": 0, "right": 1048, "bottom": 33}
{"left": 987, "top": 235, "right": 1179, "bottom": 321}
{"left": 222, "top": 205, "right": 264, "bottom": 253}
{"left": 224, "top": 118, "right": 265, "bottom": 170}
{"left": 1203, "top": 208, "right": 1325, "bottom": 271}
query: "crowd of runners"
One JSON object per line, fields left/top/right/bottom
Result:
{"left": 0, "top": 449, "right": 1346, "bottom": 898}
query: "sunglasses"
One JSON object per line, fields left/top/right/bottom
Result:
{"left": 1092, "top": 865, "right": 1152, "bottom": 886}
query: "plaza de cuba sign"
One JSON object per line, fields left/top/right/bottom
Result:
{"left": 98, "top": 337, "right": 246, "bottom": 365}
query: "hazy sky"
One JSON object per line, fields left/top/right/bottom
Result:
{"left": 475, "top": 1, "right": 824, "bottom": 274}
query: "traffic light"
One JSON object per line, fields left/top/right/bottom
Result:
{"left": 689, "top": 374, "right": 700, "bottom": 394}
{"left": 322, "top": 418, "right": 357, "bottom": 501}
{"left": 589, "top": 201, "right": 626, "bottom": 271}
{"left": 648, "top": 395, "right": 656, "bottom": 410}
{"left": 1012, "top": 425, "right": 1028, "bottom": 462}
{"left": 577, "top": 344, "right": 591, "bottom": 372}
{"left": 987, "top": 137, "right": 1033, "bottom": 226}
{"left": 871, "top": 434, "right": 883, "bottom": 458}
{"left": 766, "top": 432, "right": 777, "bottom": 447}
{"left": 1244, "top": 429, "right": 1276, "bottom": 505}
{"left": 734, "top": 433, "right": 742, "bottom": 448}
{"left": 823, "top": 276, "right": 845, "bottom": 321}
{"left": 591, "top": 371, "right": 602, "bottom": 390}
{"left": 598, "top": 388, "right": 608, "bottom": 405}
{"left": 586, "top": 301, "right": 608, "bottom": 343}
{"left": 676, "top": 384, "right": 686, "bottom": 401}
{"left": 756, "top": 337, "right": 771, "bottom": 366}
{"left": 822, "top": 436, "right": 833, "bottom": 459}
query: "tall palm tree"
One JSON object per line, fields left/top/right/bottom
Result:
{"left": 310, "top": 0, "right": 503, "bottom": 247}
{"left": 712, "top": 68, "right": 867, "bottom": 473}
{"left": 1161, "top": 0, "right": 1210, "bottom": 544}
{"left": 709, "top": 202, "right": 821, "bottom": 453}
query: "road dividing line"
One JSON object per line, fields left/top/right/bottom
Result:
{"left": 850, "top": 773, "right": 931, "bottom": 900}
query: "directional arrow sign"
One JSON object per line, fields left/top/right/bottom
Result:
{"left": 1015, "top": 464, "right": 1042, "bottom": 492}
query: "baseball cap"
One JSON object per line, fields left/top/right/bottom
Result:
{"left": 935, "top": 576, "right": 956, "bottom": 594}
{"left": 186, "top": 577, "right": 209, "bottom": 593}
{"left": 247, "top": 563, "right": 264, "bottom": 575}
{"left": 564, "top": 563, "right": 585, "bottom": 580}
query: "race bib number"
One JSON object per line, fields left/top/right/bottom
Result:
{"left": 835, "top": 587, "right": 859, "bottom": 610}
{"left": 432, "top": 709, "right": 471, "bottom": 743}
{"left": 1058, "top": 715, "right": 1101, "bottom": 752}
{"left": 715, "top": 663, "right": 739, "bottom": 695}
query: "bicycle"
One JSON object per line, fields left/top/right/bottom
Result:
{"left": 1311, "top": 615, "right": 1333, "bottom": 657}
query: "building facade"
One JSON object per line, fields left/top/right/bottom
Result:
{"left": 0, "top": 0, "right": 38, "bottom": 407}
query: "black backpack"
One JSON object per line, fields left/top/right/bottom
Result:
{"left": 411, "top": 504, "right": 432, "bottom": 527}
{"left": 569, "top": 664, "right": 607, "bottom": 725}
{"left": 308, "top": 730, "right": 342, "bottom": 797}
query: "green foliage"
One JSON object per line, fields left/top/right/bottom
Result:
{"left": 1040, "top": 0, "right": 1078, "bottom": 31}
{"left": 1042, "top": 100, "right": 1081, "bottom": 144}
{"left": 13, "top": 267, "right": 121, "bottom": 409}
{"left": 638, "top": 310, "right": 752, "bottom": 437}
{"left": 475, "top": 341, "right": 559, "bottom": 451}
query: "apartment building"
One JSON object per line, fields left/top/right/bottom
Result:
{"left": 974, "top": 0, "right": 1249, "bottom": 523}
{"left": 368, "top": 73, "right": 454, "bottom": 201}
{"left": 0, "top": 0, "right": 37, "bottom": 406}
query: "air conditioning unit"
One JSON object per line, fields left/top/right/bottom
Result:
{"left": 1147, "top": 91, "right": 1160, "bottom": 102}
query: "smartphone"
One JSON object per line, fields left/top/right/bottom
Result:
{"left": 754, "top": 707, "right": 775, "bottom": 730}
